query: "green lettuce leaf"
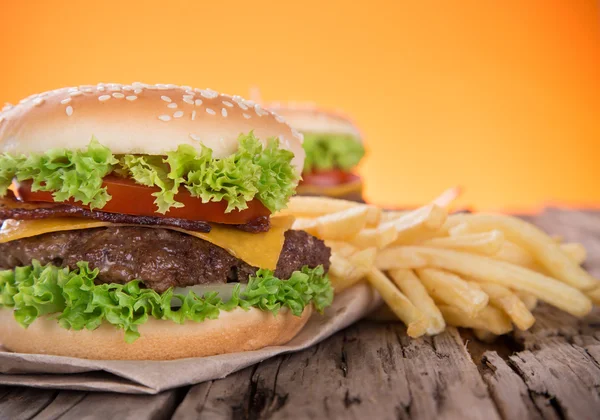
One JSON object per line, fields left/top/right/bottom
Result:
{"left": 303, "top": 133, "right": 365, "bottom": 173}
{"left": 0, "top": 261, "right": 333, "bottom": 343}
{"left": 0, "top": 133, "right": 298, "bottom": 214}
{"left": 0, "top": 139, "right": 118, "bottom": 209}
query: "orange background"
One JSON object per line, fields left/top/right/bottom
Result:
{"left": 1, "top": 0, "right": 599, "bottom": 211}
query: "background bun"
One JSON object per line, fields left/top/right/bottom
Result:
{"left": 0, "top": 83, "right": 305, "bottom": 174}
{"left": 267, "top": 103, "right": 362, "bottom": 141}
{"left": 0, "top": 306, "right": 312, "bottom": 360}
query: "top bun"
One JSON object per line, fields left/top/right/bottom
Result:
{"left": 0, "top": 83, "right": 305, "bottom": 174}
{"left": 267, "top": 102, "right": 362, "bottom": 141}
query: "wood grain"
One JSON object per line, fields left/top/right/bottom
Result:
{"left": 1, "top": 208, "right": 600, "bottom": 420}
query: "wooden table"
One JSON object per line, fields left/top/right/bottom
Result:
{"left": 1, "top": 208, "right": 599, "bottom": 420}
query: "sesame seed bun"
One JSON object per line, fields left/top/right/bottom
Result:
{"left": 267, "top": 103, "right": 362, "bottom": 141}
{"left": 0, "top": 306, "right": 312, "bottom": 360}
{"left": 0, "top": 83, "right": 305, "bottom": 174}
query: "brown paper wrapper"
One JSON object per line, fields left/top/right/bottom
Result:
{"left": 0, "top": 283, "right": 380, "bottom": 394}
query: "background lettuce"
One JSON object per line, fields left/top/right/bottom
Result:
{"left": 0, "top": 261, "right": 333, "bottom": 343}
{"left": 303, "top": 133, "right": 365, "bottom": 173}
{"left": 0, "top": 133, "right": 297, "bottom": 214}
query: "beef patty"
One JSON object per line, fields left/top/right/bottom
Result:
{"left": 0, "top": 227, "right": 331, "bottom": 293}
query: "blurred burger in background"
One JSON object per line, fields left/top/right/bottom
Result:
{"left": 268, "top": 104, "right": 365, "bottom": 201}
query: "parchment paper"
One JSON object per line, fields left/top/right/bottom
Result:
{"left": 0, "top": 283, "right": 380, "bottom": 394}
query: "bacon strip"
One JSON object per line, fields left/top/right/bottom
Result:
{"left": 0, "top": 198, "right": 212, "bottom": 232}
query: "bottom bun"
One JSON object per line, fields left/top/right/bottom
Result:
{"left": 0, "top": 306, "right": 312, "bottom": 360}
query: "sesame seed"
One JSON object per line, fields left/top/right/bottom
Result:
{"left": 68, "top": 87, "right": 78, "bottom": 93}
{"left": 190, "top": 134, "right": 200, "bottom": 141}
{"left": 238, "top": 102, "right": 248, "bottom": 110}
{"left": 108, "top": 86, "right": 121, "bottom": 92}
{"left": 221, "top": 108, "right": 228, "bottom": 117}
{"left": 183, "top": 97, "right": 194, "bottom": 105}
{"left": 112, "top": 92, "right": 125, "bottom": 99}
{"left": 69, "top": 91, "right": 83, "bottom": 97}
{"left": 97, "top": 86, "right": 106, "bottom": 92}
{"left": 222, "top": 101, "right": 233, "bottom": 107}
{"left": 182, "top": 85, "right": 192, "bottom": 91}
{"left": 2, "top": 104, "right": 14, "bottom": 112}
{"left": 275, "top": 115, "right": 285, "bottom": 123}
{"left": 200, "top": 89, "right": 218, "bottom": 99}
{"left": 161, "top": 96, "right": 172, "bottom": 103}
{"left": 167, "top": 103, "right": 178, "bottom": 109}
{"left": 65, "top": 106, "right": 73, "bottom": 116}
{"left": 82, "top": 88, "right": 93, "bottom": 93}
{"left": 132, "top": 82, "right": 144, "bottom": 88}
{"left": 243, "top": 113, "right": 251, "bottom": 119}
{"left": 98, "top": 95, "right": 111, "bottom": 102}
{"left": 126, "top": 95, "right": 137, "bottom": 101}
{"left": 123, "top": 86, "right": 133, "bottom": 91}
{"left": 33, "top": 98, "right": 45, "bottom": 106}
{"left": 191, "top": 110, "right": 197, "bottom": 120}
{"left": 206, "top": 108, "right": 216, "bottom": 115}
{"left": 158, "top": 115, "right": 171, "bottom": 121}
{"left": 173, "top": 111, "right": 184, "bottom": 118}
{"left": 195, "top": 99, "right": 203, "bottom": 106}
{"left": 292, "top": 128, "right": 302, "bottom": 139}
{"left": 134, "top": 89, "right": 143, "bottom": 94}
{"left": 254, "top": 104, "right": 267, "bottom": 117}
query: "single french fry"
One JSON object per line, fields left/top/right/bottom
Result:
{"left": 415, "top": 268, "right": 489, "bottom": 317}
{"left": 439, "top": 304, "right": 513, "bottom": 335}
{"left": 388, "top": 269, "right": 445, "bottom": 335}
{"left": 421, "top": 230, "right": 504, "bottom": 256}
{"left": 294, "top": 207, "right": 369, "bottom": 240}
{"left": 587, "top": 286, "right": 600, "bottom": 305}
{"left": 514, "top": 291, "right": 538, "bottom": 311}
{"left": 446, "top": 213, "right": 597, "bottom": 290}
{"left": 280, "top": 196, "right": 381, "bottom": 226}
{"left": 375, "top": 246, "right": 592, "bottom": 317}
{"left": 366, "top": 268, "right": 428, "bottom": 338}
{"left": 350, "top": 223, "right": 399, "bottom": 249}
{"left": 431, "top": 186, "right": 462, "bottom": 208}
{"left": 387, "top": 204, "right": 448, "bottom": 245}
{"left": 381, "top": 210, "right": 409, "bottom": 223}
{"left": 560, "top": 243, "right": 587, "bottom": 266}
{"left": 493, "top": 241, "right": 538, "bottom": 270}
{"left": 473, "top": 282, "right": 535, "bottom": 330}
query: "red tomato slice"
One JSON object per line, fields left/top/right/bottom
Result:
{"left": 301, "top": 169, "right": 360, "bottom": 187}
{"left": 16, "top": 176, "right": 270, "bottom": 225}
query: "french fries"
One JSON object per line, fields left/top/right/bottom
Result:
{"left": 415, "top": 268, "right": 489, "bottom": 317}
{"left": 293, "top": 206, "right": 369, "bottom": 240}
{"left": 560, "top": 243, "right": 587, "bottom": 266}
{"left": 446, "top": 214, "right": 598, "bottom": 290}
{"left": 376, "top": 246, "right": 592, "bottom": 317}
{"left": 421, "top": 230, "right": 504, "bottom": 255}
{"left": 472, "top": 282, "right": 535, "bottom": 330}
{"left": 282, "top": 191, "right": 596, "bottom": 341}
{"left": 430, "top": 186, "right": 462, "bottom": 208}
{"left": 281, "top": 196, "right": 381, "bottom": 226}
{"left": 439, "top": 304, "right": 513, "bottom": 335}
{"left": 366, "top": 268, "right": 428, "bottom": 338}
{"left": 514, "top": 292, "right": 538, "bottom": 311}
{"left": 329, "top": 248, "right": 377, "bottom": 292}
{"left": 388, "top": 269, "right": 446, "bottom": 335}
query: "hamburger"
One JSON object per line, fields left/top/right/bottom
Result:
{"left": 0, "top": 83, "right": 333, "bottom": 360}
{"left": 268, "top": 104, "right": 365, "bottom": 201}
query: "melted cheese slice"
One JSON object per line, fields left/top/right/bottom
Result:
{"left": 0, "top": 216, "right": 294, "bottom": 270}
